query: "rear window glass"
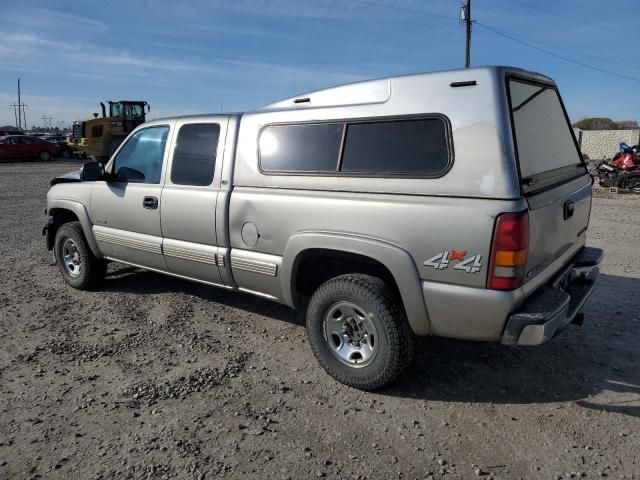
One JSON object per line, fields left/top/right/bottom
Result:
{"left": 341, "top": 118, "right": 449, "bottom": 175}
{"left": 509, "top": 80, "right": 583, "bottom": 184}
{"left": 260, "top": 123, "right": 342, "bottom": 172}
{"left": 171, "top": 123, "right": 220, "bottom": 186}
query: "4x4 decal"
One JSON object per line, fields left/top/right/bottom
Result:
{"left": 424, "top": 250, "right": 483, "bottom": 273}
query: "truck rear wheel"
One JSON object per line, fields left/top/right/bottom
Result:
{"left": 306, "top": 274, "right": 414, "bottom": 390}
{"left": 54, "top": 222, "right": 106, "bottom": 290}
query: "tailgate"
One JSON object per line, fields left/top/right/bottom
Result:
{"left": 525, "top": 176, "right": 591, "bottom": 282}
{"left": 507, "top": 76, "right": 591, "bottom": 283}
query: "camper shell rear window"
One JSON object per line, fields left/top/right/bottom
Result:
{"left": 507, "top": 78, "right": 586, "bottom": 193}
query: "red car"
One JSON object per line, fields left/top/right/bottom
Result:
{"left": 0, "top": 135, "right": 61, "bottom": 162}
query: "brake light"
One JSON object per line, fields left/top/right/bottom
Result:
{"left": 487, "top": 211, "right": 529, "bottom": 290}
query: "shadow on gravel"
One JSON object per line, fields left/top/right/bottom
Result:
{"left": 99, "top": 264, "right": 301, "bottom": 325}
{"left": 98, "top": 267, "right": 639, "bottom": 417}
{"left": 383, "top": 274, "right": 640, "bottom": 418}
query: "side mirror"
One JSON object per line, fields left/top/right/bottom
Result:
{"left": 81, "top": 162, "right": 105, "bottom": 181}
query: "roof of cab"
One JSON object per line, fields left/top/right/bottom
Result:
{"left": 254, "top": 65, "right": 554, "bottom": 113}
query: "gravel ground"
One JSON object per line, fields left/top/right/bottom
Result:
{"left": 0, "top": 161, "right": 638, "bottom": 480}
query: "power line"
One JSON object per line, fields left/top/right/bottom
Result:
{"left": 346, "top": 0, "right": 456, "bottom": 21}
{"left": 491, "top": 27, "right": 638, "bottom": 72}
{"left": 9, "top": 102, "right": 28, "bottom": 130}
{"left": 345, "top": 0, "right": 640, "bottom": 84}
{"left": 475, "top": 22, "right": 640, "bottom": 84}
{"left": 509, "top": 0, "right": 635, "bottom": 39}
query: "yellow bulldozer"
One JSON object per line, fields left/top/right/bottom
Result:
{"left": 68, "top": 100, "right": 150, "bottom": 160}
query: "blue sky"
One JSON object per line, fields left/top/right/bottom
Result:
{"left": 0, "top": 0, "right": 638, "bottom": 128}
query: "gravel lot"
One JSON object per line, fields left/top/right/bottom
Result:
{"left": 0, "top": 161, "right": 638, "bottom": 480}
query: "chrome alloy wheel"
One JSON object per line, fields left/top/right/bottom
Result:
{"left": 323, "top": 301, "right": 379, "bottom": 367}
{"left": 61, "top": 238, "right": 82, "bottom": 278}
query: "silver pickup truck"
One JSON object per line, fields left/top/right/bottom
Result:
{"left": 43, "top": 66, "right": 602, "bottom": 390}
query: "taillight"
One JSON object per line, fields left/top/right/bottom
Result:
{"left": 487, "top": 211, "right": 529, "bottom": 291}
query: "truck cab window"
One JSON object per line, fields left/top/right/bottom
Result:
{"left": 112, "top": 126, "right": 169, "bottom": 184}
{"left": 171, "top": 123, "right": 220, "bottom": 186}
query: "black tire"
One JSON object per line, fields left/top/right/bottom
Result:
{"left": 628, "top": 177, "right": 640, "bottom": 195}
{"left": 61, "top": 148, "right": 72, "bottom": 159}
{"left": 306, "top": 274, "right": 415, "bottom": 390}
{"left": 54, "top": 222, "right": 106, "bottom": 290}
{"left": 39, "top": 150, "right": 51, "bottom": 162}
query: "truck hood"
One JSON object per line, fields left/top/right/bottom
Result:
{"left": 50, "top": 169, "right": 82, "bottom": 186}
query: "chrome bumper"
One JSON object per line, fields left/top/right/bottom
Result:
{"left": 501, "top": 246, "right": 603, "bottom": 346}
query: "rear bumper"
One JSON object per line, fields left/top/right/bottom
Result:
{"left": 501, "top": 246, "right": 603, "bottom": 346}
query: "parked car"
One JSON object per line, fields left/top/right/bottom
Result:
{"left": 0, "top": 129, "right": 25, "bottom": 137}
{"left": 43, "top": 66, "right": 602, "bottom": 390}
{"left": 0, "top": 135, "right": 61, "bottom": 161}
{"left": 38, "top": 134, "right": 74, "bottom": 159}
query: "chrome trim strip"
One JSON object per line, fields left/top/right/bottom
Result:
{"left": 231, "top": 257, "right": 278, "bottom": 276}
{"left": 163, "top": 244, "right": 217, "bottom": 265}
{"left": 104, "top": 256, "right": 233, "bottom": 289}
{"left": 94, "top": 228, "right": 161, "bottom": 255}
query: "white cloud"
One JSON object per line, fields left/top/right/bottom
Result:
{"left": 0, "top": 32, "right": 75, "bottom": 56}
{"left": 0, "top": 7, "right": 107, "bottom": 33}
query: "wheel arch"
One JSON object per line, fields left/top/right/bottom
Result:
{"left": 281, "top": 232, "right": 430, "bottom": 335}
{"left": 47, "top": 200, "right": 102, "bottom": 258}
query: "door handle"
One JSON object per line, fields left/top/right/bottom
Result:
{"left": 563, "top": 200, "right": 574, "bottom": 220}
{"left": 143, "top": 196, "right": 158, "bottom": 209}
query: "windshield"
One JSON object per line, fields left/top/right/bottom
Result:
{"left": 508, "top": 79, "right": 584, "bottom": 190}
{"left": 110, "top": 103, "right": 144, "bottom": 119}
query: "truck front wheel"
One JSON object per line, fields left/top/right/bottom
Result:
{"left": 54, "top": 222, "right": 106, "bottom": 290}
{"left": 306, "top": 274, "right": 414, "bottom": 390}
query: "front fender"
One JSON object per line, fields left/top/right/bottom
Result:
{"left": 281, "top": 232, "right": 431, "bottom": 335}
{"left": 48, "top": 199, "right": 102, "bottom": 258}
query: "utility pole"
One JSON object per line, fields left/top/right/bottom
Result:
{"left": 17, "top": 78, "right": 22, "bottom": 130}
{"left": 461, "top": 0, "right": 472, "bottom": 68}
{"left": 9, "top": 79, "right": 28, "bottom": 130}
{"left": 11, "top": 103, "right": 18, "bottom": 128}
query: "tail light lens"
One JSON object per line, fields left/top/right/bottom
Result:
{"left": 487, "top": 211, "right": 529, "bottom": 291}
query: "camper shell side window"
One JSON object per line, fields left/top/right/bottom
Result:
{"left": 258, "top": 114, "right": 453, "bottom": 178}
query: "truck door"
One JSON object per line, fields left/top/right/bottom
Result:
{"left": 90, "top": 124, "right": 172, "bottom": 271}
{"left": 160, "top": 118, "right": 228, "bottom": 287}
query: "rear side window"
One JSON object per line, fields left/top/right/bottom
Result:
{"left": 508, "top": 79, "right": 584, "bottom": 190}
{"left": 259, "top": 116, "right": 451, "bottom": 176}
{"left": 171, "top": 123, "right": 220, "bottom": 186}
{"left": 259, "top": 123, "right": 342, "bottom": 172}
{"left": 341, "top": 118, "right": 449, "bottom": 174}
